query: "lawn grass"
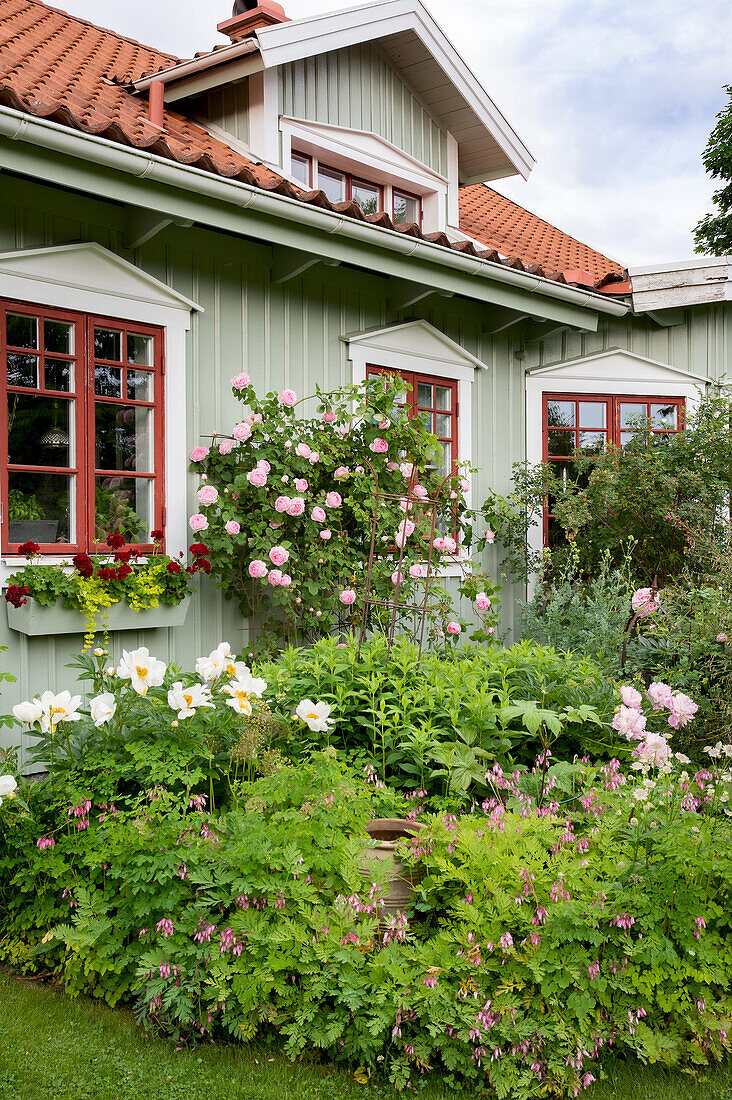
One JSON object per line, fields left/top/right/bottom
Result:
{"left": 0, "top": 972, "right": 730, "bottom": 1100}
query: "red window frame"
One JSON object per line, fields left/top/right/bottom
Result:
{"left": 1, "top": 298, "right": 165, "bottom": 556}
{"left": 366, "top": 365, "right": 459, "bottom": 476}
{"left": 292, "top": 152, "right": 423, "bottom": 225}
{"left": 392, "top": 187, "right": 423, "bottom": 228}
{"left": 542, "top": 391, "right": 686, "bottom": 546}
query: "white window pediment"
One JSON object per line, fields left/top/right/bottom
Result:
{"left": 347, "top": 319, "right": 485, "bottom": 381}
{"left": 526, "top": 348, "right": 711, "bottom": 389}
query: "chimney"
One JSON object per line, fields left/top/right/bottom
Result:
{"left": 218, "top": 0, "right": 290, "bottom": 41}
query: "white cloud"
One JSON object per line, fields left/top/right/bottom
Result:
{"left": 62, "top": 0, "right": 731, "bottom": 265}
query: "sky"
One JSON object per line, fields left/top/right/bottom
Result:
{"left": 62, "top": 0, "right": 731, "bottom": 268}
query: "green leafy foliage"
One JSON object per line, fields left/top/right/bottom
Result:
{"left": 694, "top": 83, "right": 732, "bottom": 254}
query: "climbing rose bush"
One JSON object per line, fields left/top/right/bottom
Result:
{"left": 188, "top": 375, "right": 500, "bottom": 648}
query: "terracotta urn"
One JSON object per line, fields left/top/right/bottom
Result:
{"left": 360, "top": 818, "right": 426, "bottom": 923}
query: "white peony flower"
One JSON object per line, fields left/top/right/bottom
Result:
{"left": 12, "top": 700, "right": 43, "bottom": 726}
{"left": 89, "top": 694, "right": 117, "bottom": 728}
{"left": 0, "top": 775, "right": 18, "bottom": 798}
{"left": 38, "top": 690, "right": 83, "bottom": 733}
{"left": 295, "top": 699, "right": 333, "bottom": 732}
{"left": 117, "top": 648, "right": 167, "bottom": 696}
{"left": 167, "top": 682, "right": 214, "bottom": 720}
{"left": 221, "top": 669, "right": 267, "bottom": 716}
{"left": 195, "top": 642, "right": 235, "bottom": 683}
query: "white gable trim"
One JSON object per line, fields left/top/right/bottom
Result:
{"left": 525, "top": 347, "right": 712, "bottom": 386}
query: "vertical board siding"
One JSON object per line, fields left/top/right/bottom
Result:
{"left": 197, "top": 81, "right": 250, "bottom": 146}
{"left": 279, "top": 44, "right": 448, "bottom": 176}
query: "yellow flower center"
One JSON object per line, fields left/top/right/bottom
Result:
{"left": 235, "top": 691, "right": 249, "bottom": 704}
{"left": 307, "top": 712, "right": 320, "bottom": 723}
{"left": 136, "top": 666, "right": 149, "bottom": 679}
{"left": 183, "top": 694, "right": 193, "bottom": 708}
{"left": 50, "top": 707, "right": 66, "bottom": 717}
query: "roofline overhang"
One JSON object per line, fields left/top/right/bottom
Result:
{"left": 133, "top": 39, "right": 262, "bottom": 95}
{"left": 0, "top": 105, "right": 627, "bottom": 328}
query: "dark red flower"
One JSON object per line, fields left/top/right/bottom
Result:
{"left": 150, "top": 529, "right": 164, "bottom": 542}
{"left": 189, "top": 543, "right": 210, "bottom": 558}
{"left": 114, "top": 550, "right": 133, "bottom": 564}
{"left": 5, "top": 585, "right": 30, "bottom": 608}
{"left": 72, "top": 553, "right": 94, "bottom": 578}
{"left": 166, "top": 561, "right": 182, "bottom": 575}
{"left": 195, "top": 559, "right": 212, "bottom": 575}
{"left": 116, "top": 564, "right": 133, "bottom": 579}
{"left": 106, "top": 533, "right": 126, "bottom": 550}
{"left": 17, "top": 541, "right": 41, "bottom": 557}
{"left": 96, "top": 567, "right": 118, "bottom": 581}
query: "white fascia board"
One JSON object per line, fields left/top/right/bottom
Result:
{"left": 524, "top": 348, "right": 712, "bottom": 387}
{"left": 629, "top": 255, "right": 732, "bottom": 276}
{"left": 256, "top": 0, "right": 535, "bottom": 180}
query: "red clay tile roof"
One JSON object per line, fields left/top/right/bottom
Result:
{"left": 0, "top": 0, "right": 629, "bottom": 295}
{"left": 459, "top": 184, "right": 626, "bottom": 282}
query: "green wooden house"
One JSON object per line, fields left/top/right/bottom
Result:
{"left": 0, "top": 0, "right": 729, "bottom": 760}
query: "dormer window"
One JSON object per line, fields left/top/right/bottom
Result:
{"left": 291, "top": 151, "right": 422, "bottom": 226}
{"left": 291, "top": 153, "right": 312, "bottom": 188}
{"left": 393, "top": 190, "right": 421, "bottom": 227}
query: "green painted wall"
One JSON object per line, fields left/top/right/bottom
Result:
{"left": 279, "top": 44, "right": 448, "bottom": 176}
{"left": 194, "top": 81, "right": 251, "bottom": 146}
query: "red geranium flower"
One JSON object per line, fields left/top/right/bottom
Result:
{"left": 194, "top": 559, "right": 212, "bottom": 575}
{"left": 116, "top": 564, "right": 133, "bottom": 579}
{"left": 106, "top": 533, "right": 126, "bottom": 550}
{"left": 5, "top": 585, "right": 30, "bottom": 608}
{"left": 17, "top": 541, "right": 41, "bottom": 557}
{"left": 72, "top": 553, "right": 94, "bottom": 578}
{"left": 189, "top": 543, "right": 210, "bottom": 557}
{"left": 150, "top": 529, "right": 164, "bottom": 541}
{"left": 166, "top": 561, "right": 182, "bottom": 575}
{"left": 96, "top": 567, "right": 118, "bottom": 581}
{"left": 114, "top": 550, "right": 133, "bottom": 564}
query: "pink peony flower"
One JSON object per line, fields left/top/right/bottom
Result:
{"left": 287, "top": 497, "right": 305, "bottom": 517}
{"left": 311, "top": 507, "right": 326, "bottom": 523}
{"left": 475, "top": 593, "right": 491, "bottom": 612}
{"left": 443, "top": 536, "right": 457, "bottom": 554}
{"left": 620, "top": 685, "right": 643, "bottom": 710}
{"left": 612, "top": 706, "right": 647, "bottom": 741}
{"left": 668, "top": 692, "right": 698, "bottom": 730}
{"left": 279, "top": 574, "right": 292, "bottom": 587}
{"left": 294, "top": 479, "right": 308, "bottom": 492}
{"left": 225, "top": 520, "right": 241, "bottom": 535}
{"left": 233, "top": 423, "right": 252, "bottom": 443}
{"left": 411, "top": 484, "right": 428, "bottom": 500}
{"left": 190, "top": 447, "right": 208, "bottom": 462}
{"left": 309, "top": 452, "right": 320, "bottom": 465}
{"left": 409, "top": 564, "right": 425, "bottom": 579}
{"left": 279, "top": 389, "right": 297, "bottom": 407}
{"left": 718, "top": 633, "right": 729, "bottom": 644}
{"left": 322, "top": 411, "right": 336, "bottom": 424}
{"left": 325, "top": 492, "right": 342, "bottom": 508}
{"left": 319, "top": 529, "right": 332, "bottom": 541}
{"left": 433, "top": 536, "right": 446, "bottom": 552}
{"left": 647, "top": 681, "right": 674, "bottom": 711}
{"left": 447, "top": 622, "right": 461, "bottom": 636}
{"left": 231, "top": 372, "right": 251, "bottom": 391}
{"left": 274, "top": 496, "right": 291, "bottom": 513}
{"left": 334, "top": 467, "right": 349, "bottom": 479}
{"left": 247, "top": 469, "right": 268, "bottom": 488}
{"left": 634, "top": 733, "right": 671, "bottom": 767}
{"left": 219, "top": 439, "right": 234, "bottom": 456}
{"left": 369, "top": 438, "right": 388, "bottom": 454}
{"left": 339, "top": 589, "right": 356, "bottom": 606}
{"left": 268, "top": 569, "right": 283, "bottom": 586}
{"left": 189, "top": 514, "right": 209, "bottom": 532}
{"left": 295, "top": 443, "right": 311, "bottom": 459}
{"left": 269, "top": 546, "right": 290, "bottom": 567}
{"left": 632, "top": 587, "right": 660, "bottom": 617}
{"left": 248, "top": 560, "right": 268, "bottom": 579}
{"left": 197, "top": 485, "right": 219, "bottom": 507}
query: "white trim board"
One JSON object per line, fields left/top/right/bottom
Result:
{"left": 525, "top": 348, "right": 712, "bottom": 387}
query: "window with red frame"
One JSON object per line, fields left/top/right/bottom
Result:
{"left": 291, "top": 153, "right": 422, "bottom": 225}
{"left": 1, "top": 299, "right": 164, "bottom": 554}
{"left": 543, "top": 392, "right": 686, "bottom": 547}
{"left": 366, "top": 365, "right": 458, "bottom": 479}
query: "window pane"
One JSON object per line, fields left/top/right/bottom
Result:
{"left": 45, "top": 359, "right": 72, "bottom": 392}
{"left": 620, "top": 431, "right": 635, "bottom": 447}
{"left": 8, "top": 394, "right": 72, "bottom": 467}
{"left": 127, "top": 370, "right": 153, "bottom": 402}
{"left": 317, "top": 168, "right": 346, "bottom": 204}
{"left": 547, "top": 429, "right": 574, "bottom": 457}
{"left": 95, "top": 327, "right": 122, "bottom": 362}
{"left": 95, "top": 403, "right": 152, "bottom": 472}
{"left": 579, "top": 401, "right": 606, "bottom": 429}
{"left": 95, "top": 365, "right": 122, "bottom": 398}
{"left": 44, "top": 320, "right": 74, "bottom": 355}
{"left": 291, "top": 154, "right": 311, "bottom": 187}
{"left": 417, "top": 383, "right": 433, "bottom": 407}
{"left": 435, "top": 413, "right": 452, "bottom": 438}
{"left": 95, "top": 477, "right": 150, "bottom": 543}
{"left": 127, "top": 334, "right": 152, "bottom": 366}
{"left": 436, "top": 386, "right": 451, "bottom": 411}
{"left": 352, "top": 180, "right": 380, "bottom": 216}
{"left": 620, "top": 403, "right": 646, "bottom": 429}
{"left": 393, "top": 192, "right": 419, "bottom": 225}
{"left": 7, "top": 314, "right": 37, "bottom": 350}
{"left": 7, "top": 353, "right": 38, "bottom": 388}
{"left": 547, "top": 400, "right": 575, "bottom": 427}
{"left": 8, "top": 471, "right": 73, "bottom": 545}
{"left": 420, "top": 411, "right": 433, "bottom": 432}
{"left": 578, "top": 431, "right": 605, "bottom": 455}
{"left": 651, "top": 403, "right": 678, "bottom": 429}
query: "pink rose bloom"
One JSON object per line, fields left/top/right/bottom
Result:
{"left": 319, "top": 529, "right": 332, "bottom": 541}
{"left": 279, "top": 574, "right": 292, "bottom": 587}
{"left": 269, "top": 546, "right": 290, "bottom": 567}
{"left": 433, "top": 536, "right": 446, "bottom": 552}
{"left": 275, "top": 496, "right": 291, "bottom": 513}
{"left": 268, "top": 569, "right": 283, "bottom": 586}
{"left": 256, "top": 460, "right": 271, "bottom": 474}
{"left": 386, "top": 462, "right": 400, "bottom": 472}
{"left": 612, "top": 706, "right": 647, "bottom": 741}
{"left": 287, "top": 497, "right": 305, "bottom": 517}
{"left": 378, "top": 418, "right": 391, "bottom": 430}
{"left": 391, "top": 570, "right": 403, "bottom": 585}
{"left": 411, "top": 484, "right": 428, "bottom": 500}
{"left": 409, "top": 564, "right": 424, "bottom": 579}
{"left": 339, "top": 589, "right": 356, "bottom": 606}
{"left": 632, "top": 587, "right": 660, "bottom": 617}
{"left": 325, "top": 492, "right": 342, "bottom": 508}
{"left": 355, "top": 466, "right": 365, "bottom": 475}
{"left": 647, "top": 681, "right": 674, "bottom": 711}
{"left": 398, "top": 518, "right": 415, "bottom": 539}
{"left": 460, "top": 478, "right": 470, "bottom": 493}
{"left": 369, "top": 438, "right": 388, "bottom": 454}
{"left": 620, "top": 685, "right": 643, "bottom": 709}
{"left": 443, "top": 537, "right": 457, "bottom": 554}
{"left": 190, "top": 447, "right": 208, "bottom": 462}
{"left": 668, "top": 692, "right": 698, "bottom": 730}
{"left": 400, "top": 462, "right": 415, "bottom": 480}
{"left": 475, "top": 593, "right": 491, "bottom": 612}
{"left": 334, "top": 467, "right": 349, "bottom": 479}
{"left": 247, "top": 469, "right": 268, "bottom": 488}
{"left": 233, "top": 423, "right": 252, "bottom": 443}
{"left": 337, "top": 426, "right": 350, "bottom": 438}
{"left": 309, "top": 452, "right": 320, "bottom": 465}
{"left": 294, "top": 479, "right": 308, "bottom": 492}
{"left": 225, "top": 520, "right": 241, "bottom": 535}
{"left": 219, "top": 439, "right": 234, "bottom": 456}
{"left": 322, "top": 411, "right": 336, "bottom": 424}
{"left": 189, "top": 513, "right": 209, "bottom": 532}
{"left": 231, "top": 373, "right": 251, "bottom": 391}
{"left": 270, "top": 522, "right": 284, "bottom": 530}
{"left": 295, "top": 443, "right": 311, "bottom": 459}
{"left": 279, "top": 389, "right": 297, "bottom": 407}
{"left": 311, "top": 507, "right": 326, "bottom": 523}
{"left": 197, "top": 485, "right": 219, "bottom": 506}
{"left": 248, "top": 560, "right": 267, "bottom": 579}
{"left": 447, "top": 622, "right": 461, "bottom": 636}
{"left": 634, "top": 733, "right": 671, "bottom": 767}
{"left": 484, "top": 529, "right": 496, "bottom": 544}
